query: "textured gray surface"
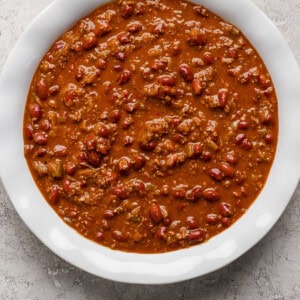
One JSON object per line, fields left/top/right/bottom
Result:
{"left": 0, "top": 0, "right": 299, "bottom": 299}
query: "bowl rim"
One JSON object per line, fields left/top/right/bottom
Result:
{"left": 0, "top": 0, "right": 299, "bottom": 284}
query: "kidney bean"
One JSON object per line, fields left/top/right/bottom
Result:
{"left": 49, "top": 185, "right": 60, "bottom": 204}
{"left": 112, "top": 185, "right": 128, "bottom": 199}
{"left": 206, "top": 213, "right": 218, "bottom": 225}
{"left": 121, "top": 3, "right": 134, "bottom": 18}
{"left": 82, "top": 32, "right": 97, "bottom": 50}
{"left": 65, "top": 162, "right": 76, "bottom": 175}
{"left": 221, "top": 217, "right": 231, "bottom": 227}
{"left": 220, "top": 162, "right": 235, "bottom": 177}
{"left": 87, "top": 150, "right": 101, "bottom": 167}
{"left": 219, "top": 202, "right": 233, "bottom": 217}
{"left": 29, "top": 103, "right": 42, "bottom": 120}
{"left": 124, "top": 102, "right": 137, "bottom": 113}
{"left": 265, "top": 133, "right": 273, "bottom": 144}
{"left": 241, "top": 138, "right": 253, "bottom": 150}
{"left": 127, "top": 22, "right": 142, "bottom": 33}
{"left": 110, "top": 109, "right": 121, "bottom": 123}
{"left": 203, "top": 52, "right": 213, "bottom": 65}
{"left": 227, "top": 47, "right": 238, "bottom": 59}
{"left": 86, "top": 133, "right": 97, "bottom": 150}
{"left": 133, "top": 155, "right": 146, "bottom": 171}
{"left": 117, "top": 70, "right": 131, "bottom": 85}
{"left": 226, "top": 152, "right": 238, "bottom": 164}
{"left": 49, "top": 85, "right": 60, "bottom": 95}
{"left": 33, "top": 132, "right": 48, "bottom": 145}
{"left": 104, "top": 209, "right": 115, "bottom": 219}
{"left": 179, "top": 64, "right": 194, "bottom": 82}
{"left": 113, "top": 230, "right": 128, "bottom": 242}
{"left": 150, "top": 60, "right": 167, "bottom": 71}
{"left": 186, "top": 185, "right": 202, "bottom": 202}
{"left": 193, "top": 5, "right": 208, "bottom": 17}
{"left": 238, "top": 120, "right": 249, "bottom": 129}
{"left": 152, "top": 22, "right": 166, "bottom": 35}
{"left": 25, "top": 124, "right": 34, "bottom": 139}
{"left": 95, "top": 232, "right": 104, "bottom": 241}
{"left": 117, "top": 32, "right": 130, "bottom": 44}
{"left": 40, "top": 119, "right": 51, "bottom": 132}
{"left": 158, "top": 75, "right": 176, "bottom": 87}
{"left": 149, "top": 203, "right": 163, "bottom": 223}
{"left": 203, "top": 188, "right": 220, "bottom": 202}
{"left": 186, "top": 216, "right": 199, "bottom": 229}
{"left": 53, "top": 144, "right": 68, "bottom": 156}
{"left": 115, "top": 52, "right": 126, "bottom": 61}
{"left": 123, "top": 135, "right": 134, "bottom": 147}
{"left": 201, "top": 151, "right": 212, "bottom": 161}
{"left": 156, "top": 226, "right": 167, "bottom": 240}
{"left": 209, "top": 168, "right": 223, "bottom": 181}
{"left": 96, "top": 58, "right": 106, "bottom": 70}
{"left": 191, "top": 79, "right": 204, "bottom": 96}
{"left": 262, "top": 112, "right": 272, "bottom": 125}
{"left": 97, "top": 124, "right": 110, "bottom": 138}
{"left": 63, "top": 90, "right": 76, "bottom": 107}
{"left": 188, "top": 229, "right": 205, "bottom": 241}
{"left": 217, "top": 89, "right": 228, "bottom": 108}
{"left": 172, "top": 186, "right": 187, "bottom": 199}
{"left": 36, "top": 78, "right": 48, "bottom": 100}
{"left": 235, "top": 133, "right": 246, "bottom": 145}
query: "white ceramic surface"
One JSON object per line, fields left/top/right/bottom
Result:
{"left": 0, "top": 0, "right": 299, "bottom": 285}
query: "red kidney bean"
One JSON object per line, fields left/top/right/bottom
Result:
{"left": 96, "top": 58, "right": 106, "bottom": 70}
{"left": 203, "top": 52, "right": 213, "bottom": 64}
{"left": 63, "top": 90, "right": 76, "bottom": 107}
{"left": 117, "top": 70, "right": 131, "bottom": 85}
{"left": 49, "top": 85, "right": 60, "bottom": 95}
{"left": 65, "top": 162, "right": 76, "bottom": 175}
{"left": 104, "top": 210, "right": 115, "bottom": 219}
{"left": 217, "top": 89, "right": 228, "bottom": 108}
{"left": 150, "top": 60, "right": 167, "bottom": 71}
{"left": 201, "top": 151, "right": 212, "bottom": 161}
{"left": 87, "top": 150, "right": 101, "bottom": 167}
{"left": 127, "top": 22, "right": 142, "bottom": 33}
{"left": 98, "top": 124, "right": 110, "bottom": 138}
{"left": 191, "top": 79, "right": 204, "bottom": 95}
{"left": 220, "top": 162, "right": 235, "bottom": 177}
{"left": 86, "top": 133, "right": 97, "bottom": 150}
{"left": 149, "top": 203, "right": 163, "bottom": 223}
{"left": 156, "top": 226, "right": 167, "bottom": 240}
{"left": 188, "top": 229, "right": 205, "bottom": 241}
{"left": 219, "top": 202, "right": 233, "bottom": 217}
{"left": 53, "top": 144, "right": 68, "bottom": 156}
{"left": 29, "top": 103, "right": 42, "bottom": 120}
{"left": 115, "top": 52, "right": 126, "bottom": 61}
{"left": 40, "top": 119, "right": 51, "bottom": 132}
{"left": 82, "top": 32, "right": 97, "bottom": 50}
{"left": 186, "top": 185, "right": 202, "bottom": 202}
{"left": 241, "top": 138, "right": 253, "bottom": 150}
{"left": 193, "top": 5, "right": 208, "bottom": 17}
{"left": 206, "top": 213, "right": 218, "bottom": 225}
{"left": 227, "top": 47, "right": 238, "bottom": 59}
{"left": 187, "top": 28, "right": 207, "bottom": 46}
{"left": 95, "top": 232, "right": 104, "bottom": 241}
{"left": 163, "top": 217, "right": 171, "bottom": 226}
{"left": 33, "top": 132, "right": 48, "bottom": 145}
{"left": 112, "top": 185, "right": 128, "bottom": 199}
{"left": 36, "top": 78, "right": 48, "bottom": 100}
{"left": 49, "top": 185, "right": 60, "bottom": 204}
{"left": 118, "top": 157, "right": 132, "bottom": 173}
{"left": 25, "top": 124, "right": 34, "bottom": 139}
{"left": 113, "top": 230, "right": 128, "bottom": 242}
{"left": 238, "top": 120, "right": 249, "bottom": 129}
{"left": 172, "top": 187, "right": 187, "bottom": 199}
{"left": 158, "top": 75, "right": 176, "bottom": 87}
{"left": 202, "top": 188, "right": 220, "bottom": 202}
{"left": 117, "top": 32, "right": 130, "bottom": 44}
{"left": 186, "top": 216, "right": 199, "bottom": 229}
{"left": 209, "top": 168, "right": 223, "bottom": 181}
{"left": 121, "top": 4, "right": 134, "bottom": 18}
{"left": 133, "top": 155, "right": 146, "bottom": 171}
{"left": 262, "top": 112, "right": 272, "bottom": 125}
{"left": 110, "top": 109, "right": 121, "bottom": 123}
{"left": 265, "top": 133, "right": 273, "bottom": 144}
{"left": 221, "top": 217, "right": 231, "bottom": 227}
{"left": 226, "top": 152, "right": 238, "bottom": 164}
{"left": 179, "top": 64, "right": 194, "bottom": 82}
{"left": 235, "top": 133, "right": 246, "bottom": 145}
{"left": 123, "top": 135, "right": 134, "bottom": 146}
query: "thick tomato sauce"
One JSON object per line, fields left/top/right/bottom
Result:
{"left": 23, "top": 0, "right": 278, "bottom": 253}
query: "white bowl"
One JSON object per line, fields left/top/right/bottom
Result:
{"left": 0, "top": 0, "right": 299, "bottom": 284}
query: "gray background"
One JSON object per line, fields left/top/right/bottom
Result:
{"left": 0, "top": 0, "right": 299, "bottom": 299}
